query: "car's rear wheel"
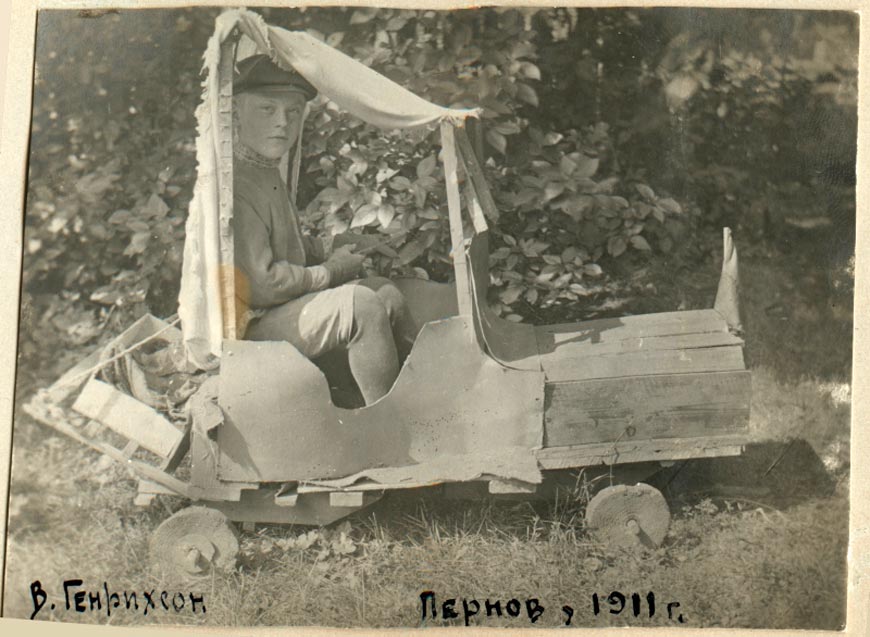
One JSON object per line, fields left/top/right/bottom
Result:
{"left": 585, "top": 483, "right": 671, "bottom": 548}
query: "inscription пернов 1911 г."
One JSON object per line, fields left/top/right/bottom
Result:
{"left": 29, "top": 579, "right": 207, "bottom": 619}
{"left": 420, "top": 590, "right": 685, "bottom": 626}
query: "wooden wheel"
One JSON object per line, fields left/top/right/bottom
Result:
{"left": 150, "top": 506, "right": 239, "bottom": 577}
{"left": 585, "top": 483, "right": 670, "bottom": 548}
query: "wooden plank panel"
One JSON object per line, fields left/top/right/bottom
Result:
{"left": 455, "top": 126, "right": 500, "bottom": 222}
{"left": 23, "top": 396, "right": 193, "bottom": 499}
{"left": 536, "top": 435, "right": 748, "bottom": 469}
{"left": 537, "top": 309, "right": 730, "bottom": 347}
{"left": 538, "top": 328, "right": 744, "bottom": 355}
{"left": 544, "top": 370, "right": 751, "bottom": 447}
{"left": 72, "top": 378, "right": 183, "bottom": 458}
{"left": 541, "top": 344, "right": 746, "bottom": 382}
{"left": 46, "top": 314, "right": 178, "bottom": 404}
{"left": 540, "top": 329, "right": 743, "bottom": 358}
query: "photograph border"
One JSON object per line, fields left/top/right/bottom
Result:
{"left": 0, "top": 1, "right": 866, "bottom": 636}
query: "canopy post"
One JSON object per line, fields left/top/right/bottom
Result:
{"left": 455, "top": 126, "right": 499, "bottom": 223}
{"left": 463, "top": 177, "right": 488, "bottom": 234}
{"left": 217, "top": 30, "right": 239, "bottom": 340}
{"left": 440, "top": 121, "right": 473, "bottom": 321}
{"left": 456, "top": 143, "right": 488, "bottom": 235}
{"left": 466, "top": 117, "right": 486, "bottom": 166}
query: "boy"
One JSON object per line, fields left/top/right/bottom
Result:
{"left": 232, "top": 55, "right": 414, "bottom": 404}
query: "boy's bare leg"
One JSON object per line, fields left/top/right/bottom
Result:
{"left": 348, "top": 285, "right": 399, "bottom": 404}
{"left": 355, "top": 277, "right": 417, "bottom": 362}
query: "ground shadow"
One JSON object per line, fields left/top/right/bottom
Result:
{"left": 657, "top": 439, "right": 838, "bottom": 509}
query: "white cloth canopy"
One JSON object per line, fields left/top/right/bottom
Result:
{"left": 178, "top": 9, "right": 478, "bottom": 368}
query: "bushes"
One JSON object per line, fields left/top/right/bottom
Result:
{"left": 291, "top": 8, "right": 687, "bottom": 317}
{"left": 17, "top": 7, "right": 857, "bottom": 387}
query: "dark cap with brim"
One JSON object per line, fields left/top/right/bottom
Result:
{"left": 233, "top": 54, "right": 317, "bottom": 100}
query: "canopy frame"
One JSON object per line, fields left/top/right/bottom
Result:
{"left": 180, "top": 8, "right": 487, "bottom": 366}
{"left": 217, "top": 27, "right": 241, "bottom": 341}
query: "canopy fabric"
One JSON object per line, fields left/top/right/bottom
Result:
{"left": 178, "top": 9, "right": 478, "bottom": 368}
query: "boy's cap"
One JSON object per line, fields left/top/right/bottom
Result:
{"left": 233, "top": 54, "right": 317, "bottom": 100}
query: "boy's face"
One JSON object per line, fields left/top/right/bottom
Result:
{"left": 234, "top": 91, "right": 307, "bottom": 160}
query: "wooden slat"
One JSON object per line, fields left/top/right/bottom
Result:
{"left": 47, "top": 314, "right": 178, "bottom": 404}
{"left": 537, "top": 326, "right": 744, "bottom": 382}
{"left": 299, "top": 479, "right": 434, "bottom": 493}
{"left": 541, "top": 344, "right": 746, "bottom": 382}
{"left": 46, "top": 348, "right": 104, "bottom": 404}
{"left": 488, "top": 479, "right": 538, "bottom": 495}
{"left": 112, "top": 313, "right": 180, "bottom": 348}
{"left": 540, "top": 328, "right": 743, "bottom": 357}
{"left": 133, "top": 494, "right": 157, "bottom": 507}
{"left": 454, "top": 129, "right": 488, "bottom": 233}
{"left": 274, "top": 491, "right": 299, "bottom": 507}
{"left": 23, "top": 397, "right": 193, "bottom": 499}
{"left": 538, "top": 309, "right": 731, "bottom": 344}
{"left": 213, "top": 491, "right": 381, "bottom": 525}
{"left": 137, "top": 479, "right": 182, "bottom": 496}
{"left": 536, "top": 435, "right": 748, "bottom": 469}
{"left": 122, "top": 439, "right": 139, "bottom": 458}
{"left": 330, "top": 491, "right": 365, "bottom": 507}
{"left": 455, "top": 125, "right": 500, "bottom": 221}
{"left": 160, "top": 428, "right": 191, "bottom": 473}
{"left": 463, "top": 176, "right": 488, "bottom": 233}
{"left": 466, "top": 117, "right": 486, "bottom": 165}
{"left": 544, "top": 370, "right": 751, "bottom": 447}
{"left": 440, "top": 121, "right": 472, "bottom": 319}
{"left": 72, "top": 378, "right": 184, "bottom": 458}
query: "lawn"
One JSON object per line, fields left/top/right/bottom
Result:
{"left": 3, "top": 231, "right": 852, "bottom": 630}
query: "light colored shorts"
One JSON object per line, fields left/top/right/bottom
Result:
{"left": 243, "top": 284, "right": 356, "bottom": 359}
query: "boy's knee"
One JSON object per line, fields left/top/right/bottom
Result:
{"left": 352, "top": 285, "right": 389, "bottom": 327}
{"left": 374, "top": 282, "right": 408, "bottom": 320}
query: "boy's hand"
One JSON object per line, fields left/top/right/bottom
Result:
{"left": 333, "top": 233, "right": 397, "bottom": 257}
{"left": 323, "top": 245, "right": 365, "bottom": 285}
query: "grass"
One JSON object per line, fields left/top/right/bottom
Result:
{"left": 3, "top": 361, "right": 849, "bottom": 628}
{"left": 3, "top": 223, "right": 852, "bottom": 629}
{"left": 3, "top": 471, "right": 849, "bottom": 629}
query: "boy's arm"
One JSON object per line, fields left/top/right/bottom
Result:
{"left": 302, "top": 234, "right": 327, "bottom": 265}
{"left": 235, "top": 198, "right": 330, "bottom": 308}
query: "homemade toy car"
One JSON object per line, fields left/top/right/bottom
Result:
{"left": 25, "top": 10, "right": 752, "bottom": 576}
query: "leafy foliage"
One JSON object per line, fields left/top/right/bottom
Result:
{"left": 17, "top": 7, "right": 857, "bottom": 392}
{"left": 282, "top": 8, "right": 692, "bottom": 316}
{"left": 20, "top": 9, "right": 216, "bottom": 393}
